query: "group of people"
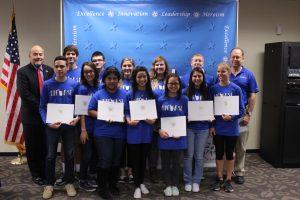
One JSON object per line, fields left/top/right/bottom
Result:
{"left": 16, "top": 44, "right": 258, "bottom": 199}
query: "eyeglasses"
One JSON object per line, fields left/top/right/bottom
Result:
{"left": 83, "top": 70, "right": 94, "bottom": 74}
{"left": 92, "top": 59, "right": 104, "bottom": 62}
{"left": 167, "top": 82, "right": 180, "bottom": 86}
{"left": 155, "top": 63, "right": 165, "bottom": 66}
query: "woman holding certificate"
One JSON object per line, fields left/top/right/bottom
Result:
{"left": 125, "top": 67, "right": 156, "bottom": 199}
{"left": 209, "top": 62, "right": 244, "bottom": 193}
{"left": 183, "top": 68, "right": 209, "bottom": 193}
{"left": 148, "top": 56, "right": 170, "bottom": 183}
{"left": 76, "top": 62, "right": 100, "bottom": 192}
{"left": 119, "top": 57, "right": 135, "bottom": 183}
{"left": 157, "top": 73, "right": 188, "bottom": 197}
{"left": 88, "top": 67, "right": 127, "bottom": 199}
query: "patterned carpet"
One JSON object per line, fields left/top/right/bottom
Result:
{"left": 0, "top": 153, "right": 300, "bottom": 200}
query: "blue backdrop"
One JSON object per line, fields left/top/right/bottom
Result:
{"left": 63, "top": 0, "right": 237, "bottom": 76}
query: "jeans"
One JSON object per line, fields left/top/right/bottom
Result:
{"left": 94, "top": 137, "right": 125, "bottom": 169}
{"left": 183, "top": 129, "right": 209, "bottom": 184}
{"left": 235, "top": 122, "right": 249, "bottom": 176}
{"left": 45, "top": 125, "right": 75, "bottom": 185}
{"left": 79, "top": 132, "right": 94, "bottom": 180}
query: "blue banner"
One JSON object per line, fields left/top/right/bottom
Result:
{"left": 64, "top": 0, "right": 237, "bottom": 76}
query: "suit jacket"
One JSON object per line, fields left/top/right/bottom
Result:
{"left": 17, "top": 63, "right": 54, "bottom": 125}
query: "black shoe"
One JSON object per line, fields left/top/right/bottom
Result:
{"left": 88, "top": 179, "right": 98, "bottom": 188}
{"left": 128, "top": 175, "right": 134, "bottom": 183}
{"left": 98, "top": 187, "right": 112, "bottom": 199}
{"left": 235, "top": 176, "right": 245, "bottom": 184}
{"left": 32, "top": 177, "right": 45, "bottom": 186}
{"left": 149, "top": 168, "right": 158, "bottom": 184}
{"left": 211, "top": 178, "right": 223, "bottom": 191}
{"left": 79, "top": 180, "right": 96, "bottom": 192}
{"left": 54, "top": 173, "right": 66, "bottom": 186}
{"left": 223, "top": 180, "right": 234, "bottom": 193}
{"left": 109, "top": 185, "right": 120, "bottom": 196}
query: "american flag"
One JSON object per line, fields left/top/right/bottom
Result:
{"left": 0, "top": 11, "right": 24, "bottom": 145}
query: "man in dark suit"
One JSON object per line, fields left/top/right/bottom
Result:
{"left": 17, "top": 45, "right": 54, "bottom": 185}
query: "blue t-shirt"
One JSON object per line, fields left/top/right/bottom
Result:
{"left": 120, "top": 78, "right": 132, "bottom": 92}
{"left": 39, "top": 77, "right": 78, "bottom": 124}
{"left": 125, "top": 89, "right": 156, "bottom": 144}
{"left": 230, "top": 67, "right": 259, "bottom": 107}
{"left": 157, "top": 94, "right": 188, "bottom": 150}
{"left": 67, "top": 67, "right": 81, "bottom": 83}
{"left": 181, "top": 69, "right": 215, "bottom": 89}
{"left": 88, "top": 88, "right": 127, "bottom": 139}
{"left": 209, "top": 82, "right": 245, "bottom": 136}
{"left": 76, "top": 84, "right": 100, "bottom": 133}
{"left": 182, "top": 88, "right": 209, "bottom": 131}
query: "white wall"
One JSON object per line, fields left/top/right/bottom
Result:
{"left": 0, "top": 0, "right": 60, "bottom": 152}
{"left": 0, "top": 0, "right": 300, "bottom": 152}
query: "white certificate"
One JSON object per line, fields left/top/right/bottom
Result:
{"left": 161, "top": 116, "right": 186, "bottom": 137}
{"left": 214, "top": 96, "right": 239, "bottom": 115}
{"left": 188, "top": 101, "right": 214, "bottom": 121}
{"left": 129, "top": 100, "right": 157, "bottom": 120}
{"left": 74, "top": 95, "right": 91, "bottom": 115}
{"left": 97, "top": 101, "right": 124, "bottom": 122}
{"left": 46, "top": 103, "right": 74, "bottom": 124}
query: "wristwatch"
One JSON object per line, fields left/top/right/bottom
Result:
{"left": 246, "top": 111, "right": 252, "bottom": 116}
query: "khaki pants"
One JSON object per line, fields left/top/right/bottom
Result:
{"left": 234, "top": 120, "right": 249, "bottom": 176}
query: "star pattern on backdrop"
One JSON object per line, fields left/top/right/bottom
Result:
{"left": 136, "top": 41, "right": 143, "bottom": 49}
{"left": 160, "top": 40, "right": 167, "bottom": 50}
{"left": 84, "top": 40, "right": 93, "bottom": 50}
{"left": 184, "top": 41, "right": 192, "bottom": 50}
{"left": 208, "top": 58, "right": 216, "bottom": 68}
{"left": 109, "top": 22, "right": 118, "bottom": 31}
{"left": 110, "top": 41, "right": 118, "bottom": 49}
{"left": 110, "top": 58, "right": 118, "bottom": 66}
{"left": 208, "top": 42, "right": 216, "bottom": 50}
{"left": 185, "top": 23, "right": 192, "bottom": 32}
{"left": 83, "top": 23, "right": 92, "bottom": 31}
{"left": 160, "top": 22, "right": 168, "bottom": 32}
{"left": 137, "top": 58, "right": 144, "bottom": 65}
{"left": 135, "top": 23, "right": 143, "bottom": 32}
{"left": 208, "top": 22, "right": 216, "bottom": 31}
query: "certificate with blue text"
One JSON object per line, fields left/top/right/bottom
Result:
{"left": 129, "top": 100, "right": 157, "bottom": 120}
{"left": 46, "top": 103, "right": 74, "bottom": 124}
{"left": 97, "top": 101, "right": 124, "bottom": 122}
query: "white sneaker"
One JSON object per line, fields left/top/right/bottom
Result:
{"left": 171, "top": 186, "right": 179, "bottom": 196}
{"left": 43, "top": 186, "right": 54, "bottom": 199}
{"left": 65, "top": 184, "right": 77, "bottom": 197}
{"left": 185, "top": 184, "right": 192, "bottom": 192}
{"left": 192, "top": 183, "right": 200, "bottom": 192}
{"left": 164, "top": 186, "right": 172, "bottom": 197}
{"left": 140, "top": 184, "right": 149, "bottom": 194}
{"left": 134, "top": 187, "right": 141, "bottom": 199}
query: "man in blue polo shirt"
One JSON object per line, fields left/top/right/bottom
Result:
{"left": 230, "top": 47, "right": 259, "bottom": 184}
{"left": 181, "top": 53, "right": 215, "bottom": 89}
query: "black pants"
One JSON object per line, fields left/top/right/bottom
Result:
{"left": 213, "top": 135, "right": 238, "bottom": 160}
{"left": 148, "top": 131, "right": 159, "bottom": 169}
{"left": 23, "top": 124, "right": 46, "bottom": 179}
{"left": 161, "top": 150, "right": 183, "bottom": 186}
{"left": 128, "top": 143, "right": 151, "bottom": 187}
{"left": 80, "top": 132, "right": 95, "bottom": 180}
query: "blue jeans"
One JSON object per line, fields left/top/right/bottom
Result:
{"left": 183, "top": 129, "right": 209, "bottom": 184}
{"left": 45, "top": 125, "right": 75, "bottom": 185}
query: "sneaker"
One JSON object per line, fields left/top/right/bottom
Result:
{"left": 211, "top": 178, "right": 223, "bottom": 191}
{"left": 128, "top": 174, "right": 134, "bottom": 183}
{"left": 133, "top": 187, "right": 141, "bottom": 199}
{"left": 171, "top": 186, "right": 179, "bottom": 196}
{"left": 184, "top": 184, "right": 192, "bottom": 192}
{"left": 54, "top": 173, "right": 66, "bottom": 186}
{"left": 140, "top": 184, "right": 149, "bottom": 194}
{"left": 43, "top": 186, "right": 53, "bottom": 199}
{"left": 88, "top": 179, "right": 98, "bottom": 188}
{"left": 79, "top": 180, "right": 96, "bottom": 192}
{"left": 223, "top": 180, "right": 234, "bottom": 193}
{"left": 118, "top": 175, "right": 126, "bottom": 183}
{"left": 65, "top": 184, "right": 77, "bottom": 197}
{"left": 164, "top": 186, "right": 172, "bottom": 197}
{"left": 192, "top": 183, "right": 200, "bottom": 192}
{"left": 235, "top": 176, "right": 245, "bottom": 184}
